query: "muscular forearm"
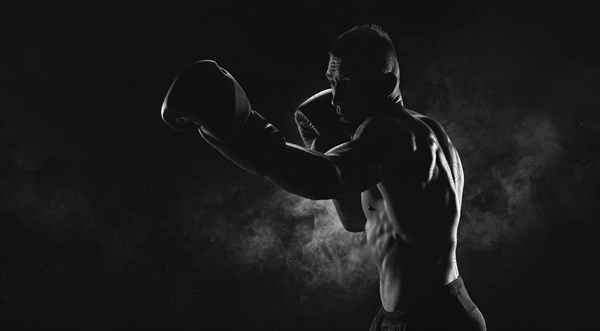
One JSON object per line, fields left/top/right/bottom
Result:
{"left": 265, "top": 142, "right": 342, "bottom": 200}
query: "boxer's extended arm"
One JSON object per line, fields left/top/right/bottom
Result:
{"left": 161, "top": 61, "right": 415, "bottom": 203}
{"left": 266, "top": 116, "right": 416, "bottom": 200}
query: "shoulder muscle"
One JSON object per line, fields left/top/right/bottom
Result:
{"left": 354, "top": 115, "right": 417, "bottom": 157}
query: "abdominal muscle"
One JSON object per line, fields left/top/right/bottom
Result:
{"left": 363, "top": 185, "right": 459, "bottom": 312}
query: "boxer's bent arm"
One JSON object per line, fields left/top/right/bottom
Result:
{"left": 266, "top": 116, "right": 416, "bottom": 201}
{"left": 332, "top": 194, "right": 366, "bottom": 232}
{"left": 300, "top": 132, "right": 366, "bottom": 231}
{"left": 265, "top": 142, "right": 341, "bottom": 200}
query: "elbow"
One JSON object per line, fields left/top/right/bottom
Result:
{"left": 339, "top": 213, "right": 367, "bottom": 232}
{"left": 340, "top": 218, "right": 366, "bottom": 232}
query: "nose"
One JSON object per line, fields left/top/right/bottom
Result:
{"left": 331, "top": 86, "right": 343, "bottom": 108}
{"left": 330, "top": 89, "right": 337, "bottom": 107}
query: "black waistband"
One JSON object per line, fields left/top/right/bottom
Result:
{"left": 381, "top": 276, "right": 466, "bottom": 322}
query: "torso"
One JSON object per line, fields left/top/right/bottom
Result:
{"left": 361, "top": 107, "right": 464, "bottom": 311}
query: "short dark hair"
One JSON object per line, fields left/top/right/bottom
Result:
{"left": 329, "top": 24, "right": 399, "bottom": 78}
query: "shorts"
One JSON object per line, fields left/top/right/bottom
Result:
{"left": 369, "top": 276, "right": 486, "bottom": 331}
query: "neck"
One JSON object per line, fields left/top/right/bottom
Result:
{"left": 344, "top": 90, "right": 405, "bottom": 137}
{"left": 389, "top": 87, "right": 403, "bottom": 105}
{"left": 373, "top": 88, "right": 404, "bottom": 114}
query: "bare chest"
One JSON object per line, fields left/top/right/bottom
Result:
{"left": 362, "top": 186, "right": 385, "bottom": 217}
{"left": 362, "top": 186, "right": 397, "bottom": 250}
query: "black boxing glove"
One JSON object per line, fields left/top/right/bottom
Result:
{"left": 294, "top": 89, "right": 350, "bottom": 153}
{"left": 161, "top": 59, "right": 252, "bottom": 140}
{"left": 161, "top": 59, "right": 285, "bottom": 176}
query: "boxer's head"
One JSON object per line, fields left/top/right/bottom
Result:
{"left": 326, "top": 24, "right": 402, "bottom": 132}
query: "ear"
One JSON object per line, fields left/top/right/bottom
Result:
{"left": 381, "top": 72, "right": 397, "bottom": 96}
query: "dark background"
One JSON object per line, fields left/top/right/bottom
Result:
{"left": 1, "top": 1, "right": 599, "bottom": 330}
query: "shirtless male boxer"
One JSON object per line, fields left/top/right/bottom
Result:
{"left": 161, "top": 24, "right": 486, "bottom": 331}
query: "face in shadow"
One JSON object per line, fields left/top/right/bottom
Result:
{"left": 326, "top": 54, "right": 398, "bottom": 135}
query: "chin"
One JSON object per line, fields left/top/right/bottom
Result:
{"left": 339, "top": 112, "right": 361, "bottom": 123}
{"left": 339, "top": 116, "right": 353, "bottom": 124}
{"left": 342, "top": 126, "right": 355, "bottom": 137}
{"left": 341, "top": 121, "right": 361, "bottom": 137}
